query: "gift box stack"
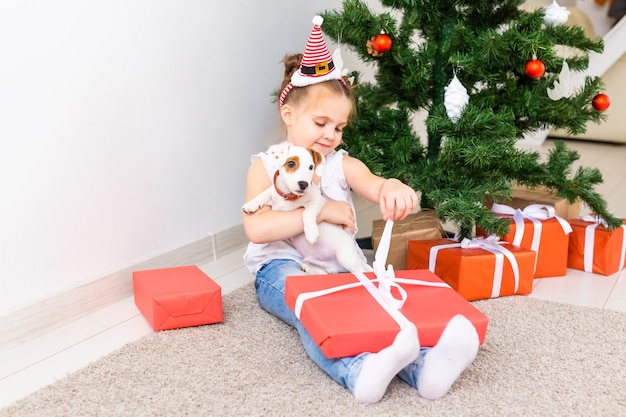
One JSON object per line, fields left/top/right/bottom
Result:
{"left": 406, "top": 187, "right": 582, "bottom": 301}
{"left": 403, "top": 187, "right": 625, "bottom": 306}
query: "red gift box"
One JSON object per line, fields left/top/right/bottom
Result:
{"left": 406, "top": 237, "right": 536, "bottom": 301}
{"left": 284, "top": 269, "right": 489, "bottom": 359}
{"left": 567, "top": 217, "right": 626, "bottom": 276}
{"left": 481, "top": 203, "right": 572, "bottom": 278}
{"left": 133, "top": 265, "right": 223, "bottom": 331}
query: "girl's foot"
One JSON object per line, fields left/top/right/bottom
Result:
{"left": 353, "top": 322, "right": 420, "bottom": 404}
{"left": 418, "top": 314, "right": 479, "bottom": 400}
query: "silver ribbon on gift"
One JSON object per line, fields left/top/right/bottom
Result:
{"left": 427, "top": 235, "right": 521, "bottom": 298}
{"left": 293, "top": 219, "right": 451, "bottom": 329}
{"left": 578, "top": 214, "right": 626, "bottom": 272}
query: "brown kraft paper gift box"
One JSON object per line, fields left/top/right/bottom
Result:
{"left": 372, "top": 210, "right": 444, "bottom": 270}
{"left": 485, "top": 185, "right": 580, "bottom": 220}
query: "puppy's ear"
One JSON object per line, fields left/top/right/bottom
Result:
{"left": 267, "top": 142, "right": 291, "bottom": 165}
{"left": 309, "top": 149, "right": 325, "bottom": 177}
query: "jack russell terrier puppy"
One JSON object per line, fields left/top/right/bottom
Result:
{"left": 242, "top": 143, "right": 372, "bottom": 274}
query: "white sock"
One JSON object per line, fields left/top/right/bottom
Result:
{"left": 353, "top": 322, "right": 420, "bottom": 404}
{"left": 418, "top": 314, "right": 479, "bottom": 400}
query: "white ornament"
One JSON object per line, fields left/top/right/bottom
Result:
{"left": 333, "top": 47, "right": 354, "bottom": 84}
{"left": 444, "top": 75, "right": 469, "bottom": 123}
{"left": 543, "top": 1, "right": 570, "bottom": 26}
{"left": 547, "top": 60, "right": 581, "bottom": 100}
{"left": 332, "top": 47, "right": 344, "bottom": 74}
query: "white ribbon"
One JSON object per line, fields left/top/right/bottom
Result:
{"left": 578, "top": 214, "right": 626, "bottom": 273}
{"left": 293, "top": 219, "right": 451, "bottom": 328}
{"left": 491, "top": 203, "right": 572, "bottom": 273}
{"left": 428, "top": 235, "right": 520, "bottom": 298}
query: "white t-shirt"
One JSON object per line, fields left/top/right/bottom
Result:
{"left": 243, "top": 142, "right": 366, "bottom": 274}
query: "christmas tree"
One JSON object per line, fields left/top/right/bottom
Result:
{"left": 320, "top": 0, "right": 621, "bottom": 238}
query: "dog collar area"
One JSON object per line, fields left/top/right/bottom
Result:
{"left": 273, "top": 171, "right": 302, "bottom": 201}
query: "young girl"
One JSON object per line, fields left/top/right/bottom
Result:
{"left": 243, "top": 16, "right": 479, "bottom": 404}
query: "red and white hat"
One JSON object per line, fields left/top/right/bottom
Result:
{"left": 279, "top": 15, "right": 343, "bottom": 108}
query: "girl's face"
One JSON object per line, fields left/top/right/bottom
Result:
{"left": 281, "top": 83, "right": 352, "bottom": 157}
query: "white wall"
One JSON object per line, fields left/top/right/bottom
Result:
{"left": 1, "top": 1, "right": 616, "bottom": 316}
{"left": 576, "top": 0, "right": 615, "bottom": 36}
{"left": 0, "top": 0, "right": 351, "bottom": 315}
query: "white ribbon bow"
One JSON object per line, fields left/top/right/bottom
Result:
{"left": 293, "top": 219, "right": 451, "bottom": 329}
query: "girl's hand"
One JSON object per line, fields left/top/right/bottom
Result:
{"left": 317, "top": 200, "right": 356, "bottom": 234}
{"left": 379, "top": 178, "right": 419, "bottom": 221}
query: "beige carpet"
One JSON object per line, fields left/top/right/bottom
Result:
{"left": 2, "top": 283, "right": 625, "bottom": 417}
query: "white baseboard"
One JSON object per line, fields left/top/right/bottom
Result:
{"left": 0, "top": 224, "right": 248, "bottom": 351}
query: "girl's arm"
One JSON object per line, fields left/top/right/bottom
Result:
{"left": 242, "top": 159, "right": 357, "bottom": 244}
{"left": 343, "top": 155, "right": 419, "bottom": 221}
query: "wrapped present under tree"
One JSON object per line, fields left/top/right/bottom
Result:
{"left": 407, "top": 237, "right": 536, "bottom": 301}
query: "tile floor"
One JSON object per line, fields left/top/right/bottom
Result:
{"left": 1, "top": 138, "right": 625, "bottom": 409}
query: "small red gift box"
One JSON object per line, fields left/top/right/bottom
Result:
{"left": 480, "top": 203, "right": 572, "bottom": 278}
{"left": 133, "top": 265, "right": 223, "bottom": 331}
{"left": 406, "top": 237, "right": 536, "bottom": 301}
{"left": 284, "top": 269, "right": 489, "bottom": 359}
{"left": 567, "top": 217, "right": 626, "bottom": 276}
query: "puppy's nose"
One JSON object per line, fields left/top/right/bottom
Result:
{"left": 298, "top": 181, "right": 309, "bottom": 191}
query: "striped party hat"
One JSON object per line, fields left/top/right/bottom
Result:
{"left": 279, "top": 15, "right": 343, "bottom": 108}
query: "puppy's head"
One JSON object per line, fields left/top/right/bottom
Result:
{"left": 275, "top": 145, "right": 325, "bottom": 196}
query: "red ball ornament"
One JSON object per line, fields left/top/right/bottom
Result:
{"left": 524, "top": 58, "right": 545, "bottom": 79}
{"left": 592, "top": 93, "right": 610, "bottom": 111}
{"left": 372, "top": 32, "right": 392, "bottom": 53}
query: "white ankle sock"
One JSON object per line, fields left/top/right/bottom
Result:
{"left": 418, "top": 314, "right": 479, "bottom": 400}
{"left": 353, "top": 322, "right": 420, "bottom": 404}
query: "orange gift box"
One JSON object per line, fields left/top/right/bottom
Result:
{"left": 406, "top": 238, "right": 536, "bottom": 301}
{"left": 479, "top": 204, "right": 572, "bottom": 278}
{"left": 133, "top": 265, "right": 223, "bottom": 331}
{"left": 284, "top": 269, "right": 488, "bottom": 359}
{"left": 567, "top": 218, "right": 626, "bottom": 276}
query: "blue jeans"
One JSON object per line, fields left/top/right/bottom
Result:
{"left": 254, "top": 258, "right": 430, "bottom": 393}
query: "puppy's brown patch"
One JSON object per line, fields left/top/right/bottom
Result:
{"left": 308, "top": 148, "right": 323, "bottom": 169}
{"left": 284, "top": 156, "right": 300, "bottom": 173}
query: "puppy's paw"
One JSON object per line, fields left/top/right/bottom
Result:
{"left": 241, "top": 202, "right": 261, "bottom": 214}
{"left": 304, "top": 224, "right": 319, "bottom": 244}
{"left": 300, "top": 262, "right": 327, "bottom": 275}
